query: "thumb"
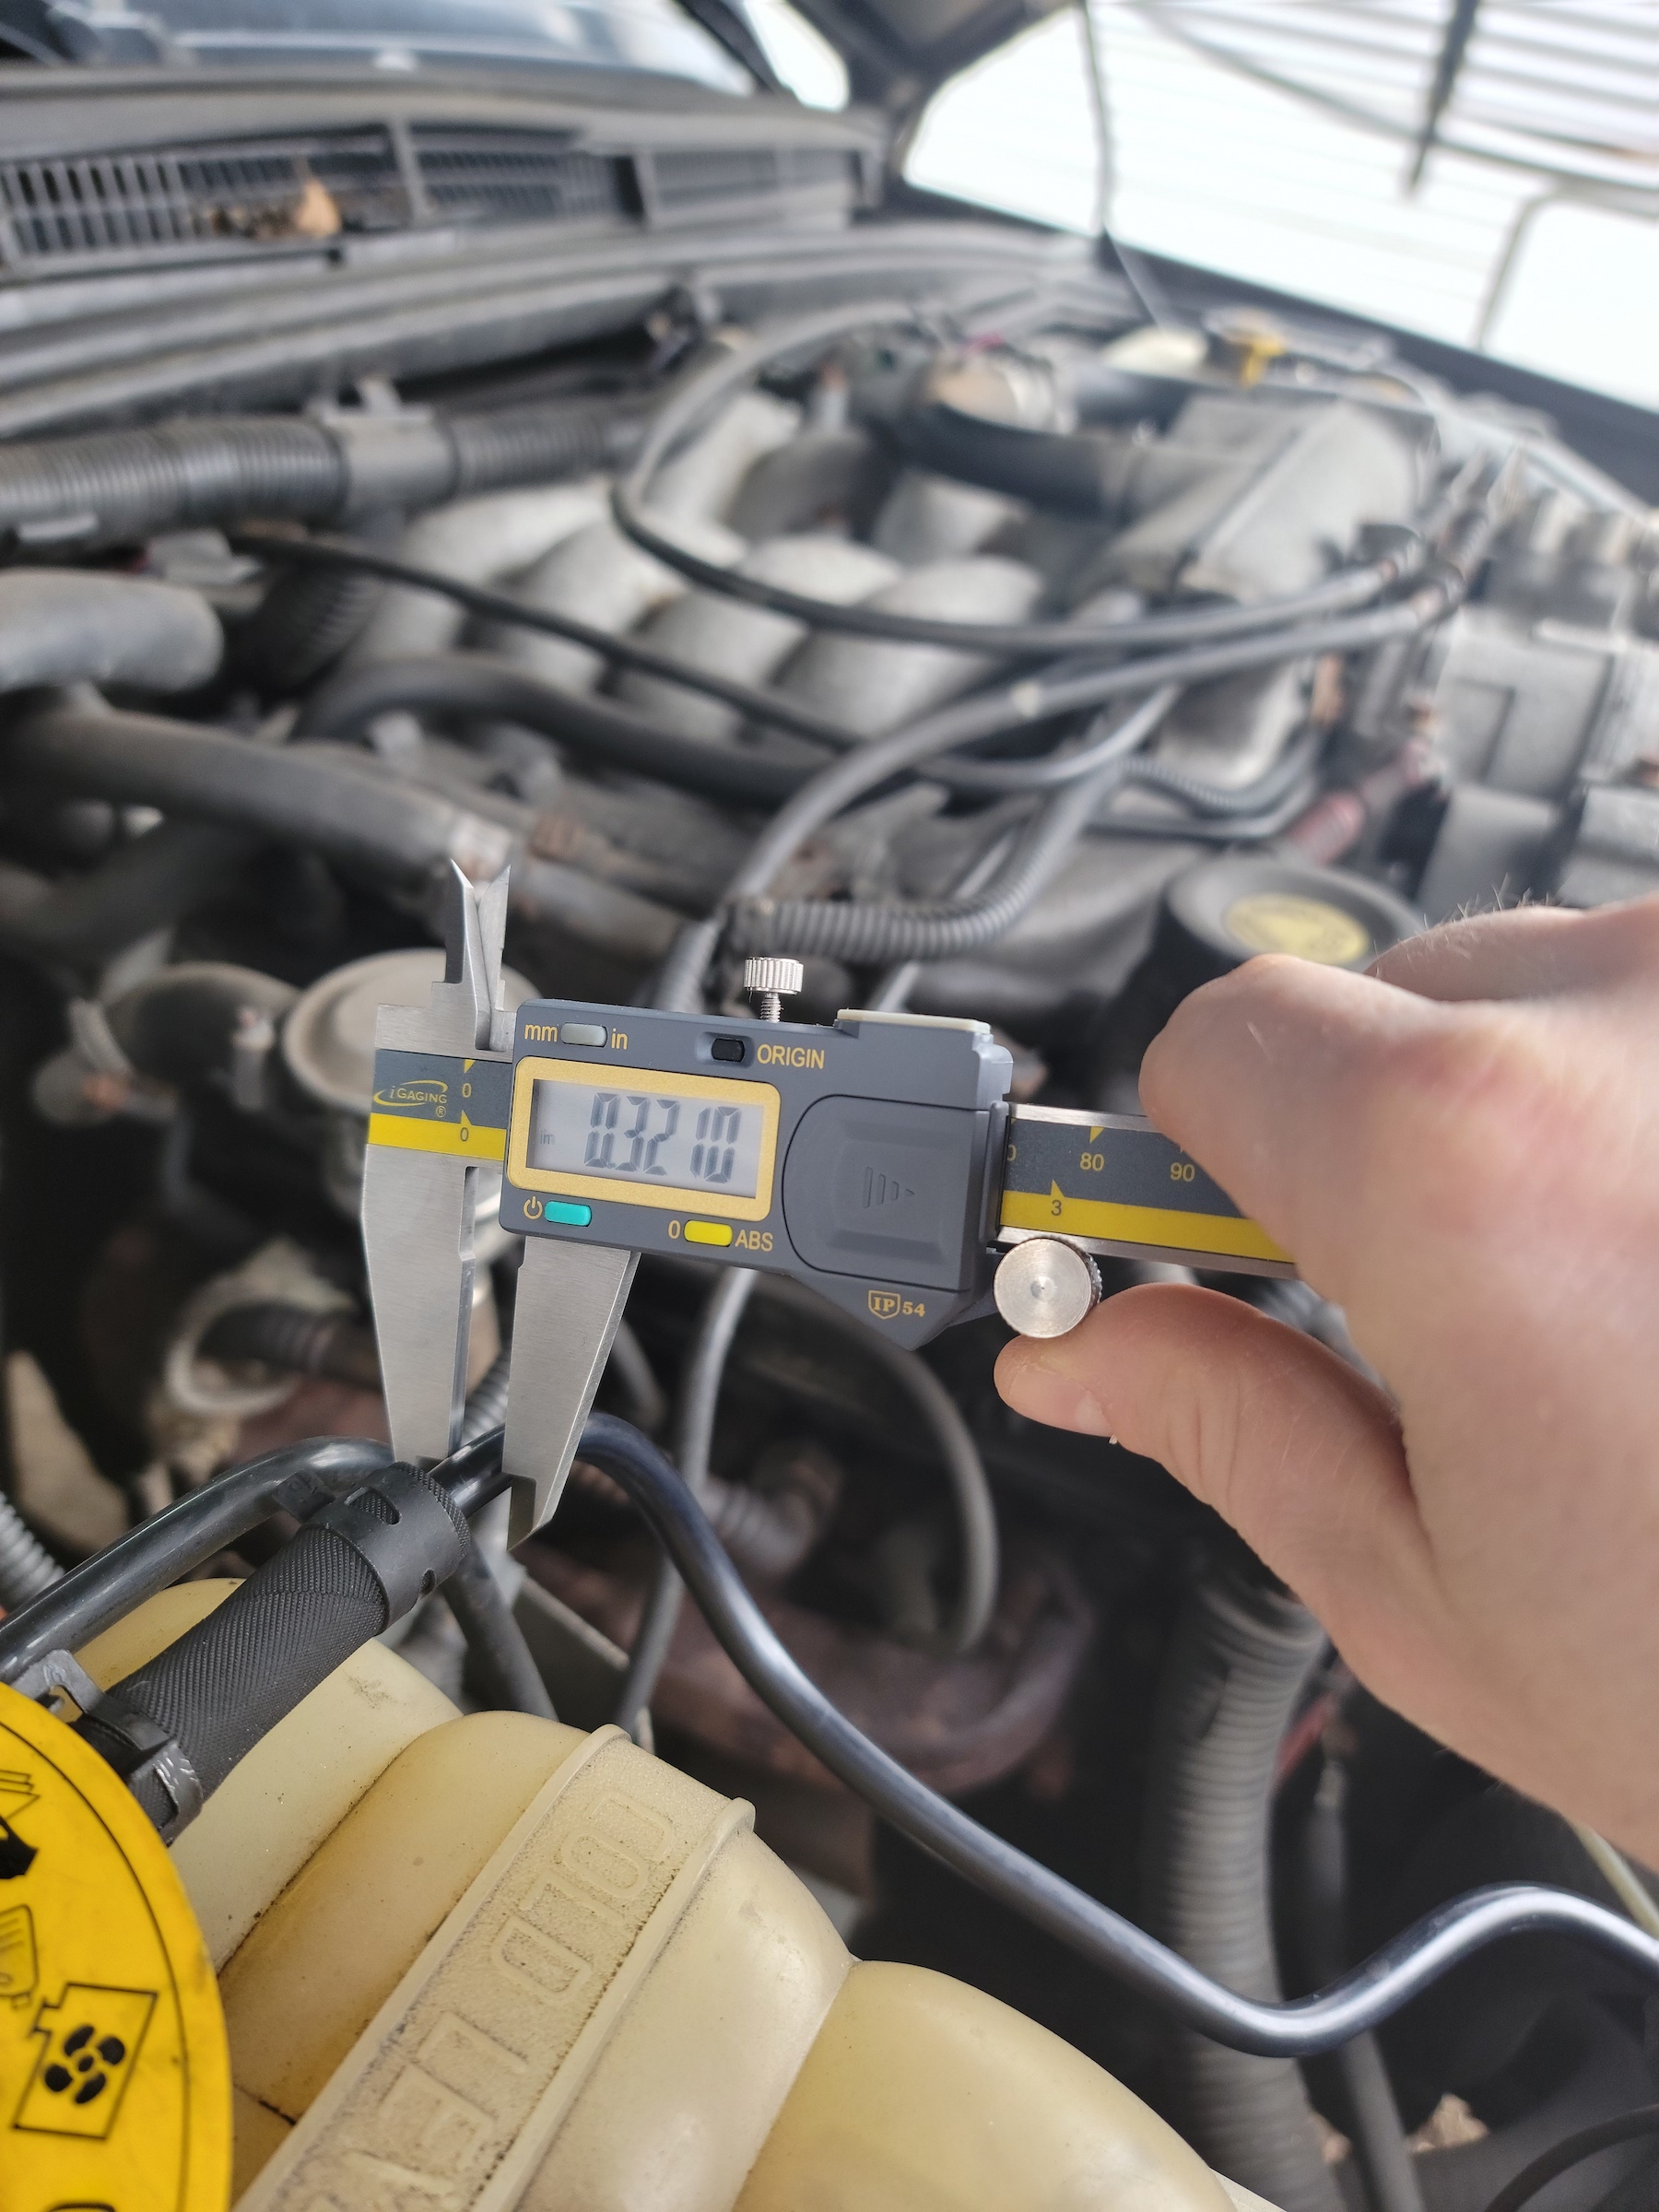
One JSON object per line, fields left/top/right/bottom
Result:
{"left": 995, "top": 1286, "right": 1441, "bottom": 1685}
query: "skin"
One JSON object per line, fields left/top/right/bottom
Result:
{"left": 995, "top": 893, "right": 1659, "bottom": 1865}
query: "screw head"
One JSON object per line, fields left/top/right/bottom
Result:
{"left": 994, "top": 1238, "right": 1101, "bottom": 1339}
{"left": 742, "top": 957, "right": 805, "bottom": 1000}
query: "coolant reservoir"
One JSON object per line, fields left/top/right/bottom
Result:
{"left": 78, "top": 1588, "right": 1266, "bottom": 2212}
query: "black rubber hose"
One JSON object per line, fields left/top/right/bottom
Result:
{"left": 1142, "top": 1565, "right": 1340, "bottom": 2212}
{"left": 725, "top": 687, "right": 1176, "bottom": 961}
{"left": 612, "top": 303, "right": 1408, "bottom": 653}
{"left": 3, "top": 704, "right": 481, "bottom": 885}
{"left": 234, "top": 559, "right": 391, "bottom": 697}
{"left": 0, "top": 824, "right": 254, "bottom": 968}
{"left": 77, "top": 1519, "right": 386, "bottom": 1829}
{"left": 0, "top": 1436, "right": 392, "bottom": 1683}
{"left": 1479, "top": 2108, "right": 1659, "bottom": 2212}
{"left": 105, "top": 962, "right": 299, "bottom": 1089}
{"left": 77, "top": 1463, "right": 468, "bottom": 1830}
{"left": 474, "top": 1414, "right": 1659, "bottom": 2056}
{"left": 0, "top": 395, "right": 647, "bottom": 551}
{"left": 295, "top": 653, "right": 814, "bottom": 808}
{"left": 199, "top": 1303, "right": 382, "bottom": 1393}
{"left": 0, "top": 570, "right": 222, "bottom": 694}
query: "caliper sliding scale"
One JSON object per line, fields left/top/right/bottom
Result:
{"left": 361, "top": 874, "right": 1291, "bottom": 1545}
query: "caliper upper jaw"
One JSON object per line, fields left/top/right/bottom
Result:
{"left": 361, "top": 864, "right": 512, "bottom": 1466}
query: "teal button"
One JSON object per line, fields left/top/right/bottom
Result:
{"left": 546, "top": 1201, "right": 592, "bottom": 1226}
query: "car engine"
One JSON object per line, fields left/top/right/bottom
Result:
{"left": 0, "top": 64, "right": 1655, "bottom": 2212}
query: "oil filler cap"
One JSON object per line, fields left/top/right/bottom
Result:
{"left": 1159, "top": 855, "right": 1419, "bottom": 992}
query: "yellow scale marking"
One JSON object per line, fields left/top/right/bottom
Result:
{"left": 1000, "top": 1185, "right": 1292, "bottom": 1265}
{"left": 366, "top": 1113, "right": 506, "bottom": 1163}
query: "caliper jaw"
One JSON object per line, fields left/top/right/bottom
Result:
{"left": 361, "top": 862, "right": 512, "bottom": 1465}
{"left": 362, "top": 864, "right": 641, "bottom": 1534}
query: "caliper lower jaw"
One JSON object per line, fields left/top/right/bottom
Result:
{"left": 502, "top": 1238, "right": 639, "bottom": 1546}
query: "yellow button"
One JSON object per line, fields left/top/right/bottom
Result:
{"left": 683, "top": 1219, "right": 734, "bottom": 1247}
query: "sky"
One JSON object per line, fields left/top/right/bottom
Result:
{"left": 747, "top": 0, "right": 1659, "bottom": 411}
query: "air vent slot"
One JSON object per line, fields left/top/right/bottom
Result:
{"left": 409, "top": 127, "right": 634, "bottom": 227}
{"left": 0, "top": 130, "right": 409, "bottom": 265}
{"left": 651, "top": 144, "right": 856, "bottom": 217}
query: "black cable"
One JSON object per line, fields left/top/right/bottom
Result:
{"left": 726, "top": 688, "right": 1177, "bottom": 961}
{"left": 611, "top": 304, "right": 1408, "bottom": 654}
{"left": 0, "top": 1437, "right": 393, "bottom": 1683}
{"left": 241, "top": 526, "right": 859, "bottom": 757}
{"left": 435, "top": 1416, "right": 1659, "bottom": 2059}
{"left": 613, "top": 1265, "right": 756, "bottom": 1739}
{"left": 1479, "top": 2107, "right": 1659, "bottom": 2212}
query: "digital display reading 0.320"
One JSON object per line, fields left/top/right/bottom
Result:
{"left": 526, "top": 1077, "right": 764, "bottom": 1199}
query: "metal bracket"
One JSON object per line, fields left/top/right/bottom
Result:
{"left": 12, "top": 1647, "right": 101, "bottom": 1720}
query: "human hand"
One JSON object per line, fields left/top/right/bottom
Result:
{"left": 996, "top": 895, "right": 1659, "bottom": 1863}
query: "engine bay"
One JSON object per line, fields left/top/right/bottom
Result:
{"left": 0, "top": 67, "right": 1656, "bottom": 2211}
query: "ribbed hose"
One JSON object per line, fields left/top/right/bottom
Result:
{"left": 726, "top": 688, "right": 1175, "bottom": 964}
{"left": 199, "top": 1303, "right": 381, "bottom": 1392}
{"left": 0, "top": 1493, "right": 62, "bottom": 1610}
{"left": 0, "top": 418, "right": 346, "bottom": 544}
{"left": 235, "top": 562, "right": 390, "bottom": 695}
{"left": 1143, "top": 1565, "right": 1340, "bottom": 2212}
{"left": 0, "top": 395, "right": 645, "bottom": 549}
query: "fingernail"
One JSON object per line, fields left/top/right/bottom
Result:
{"left": 995, "top": 1340, "right": 1115, "bottom": 1436}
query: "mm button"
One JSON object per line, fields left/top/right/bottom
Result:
{"left": 683, "top": 1220, "right": 733, "bottom": 1247}
{"left": 559, "top": 1023, "right": 607, "bottom": 1047}
{"left": 545, "top": 1201, "right": 592, "bottom": 1226}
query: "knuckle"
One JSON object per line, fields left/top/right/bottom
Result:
{"left": 1354, "top": 1010, "right": 1559, "bottom": 1237}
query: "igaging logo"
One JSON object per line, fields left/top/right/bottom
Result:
{"left": 371, "top": 1078, "right": 448, "bottom": 1111}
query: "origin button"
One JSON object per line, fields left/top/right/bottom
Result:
{"left": 684, "top": 1220, "right": 734, "bottom": 1247}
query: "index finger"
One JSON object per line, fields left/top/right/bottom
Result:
{"left": 1136, "top": 952, "right": 1534, "bottom": 1312}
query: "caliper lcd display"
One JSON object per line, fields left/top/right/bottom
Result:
{"left": 506, "top": 1058, "right": 781, "bottom": 1219}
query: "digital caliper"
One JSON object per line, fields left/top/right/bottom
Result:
{"left": 361, "top": 873, "right": 1290, "bottom": 1541}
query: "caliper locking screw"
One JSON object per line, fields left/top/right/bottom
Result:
{"left": 743, "top": 957, "right": 804, "bottom": 1024}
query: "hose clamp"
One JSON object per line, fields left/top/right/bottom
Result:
{"left": 313, "top": 1465, "right": 470, "bottom": 1624}
{"left": 76, "top": 1692, "right": 205, "bottom": 1844}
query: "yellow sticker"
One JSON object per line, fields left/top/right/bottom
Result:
{"left": 0, "top": 1681, "right": 230, "bottom": 2212}
{"left": 1223, "top": 891, "right": 1372, "bottom": 967}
